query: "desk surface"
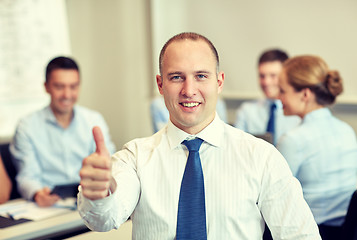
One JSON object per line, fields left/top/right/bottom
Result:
{"left": 0, "top": 201, "right": 87, "bottom": 240}
{"left": 66, "top": 220, "right": 132, "bottom": 240}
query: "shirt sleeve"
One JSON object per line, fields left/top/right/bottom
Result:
{"left": 77, "top": 186, "right": 120, "bottom": 232}
{"left": 77, "top": 146, "right": 141, "bottom": 232}
{"left": 258, "top": 147, "right": 321, "bottom": 240}
{"left": 10, "top": 120, "right": 43, "bottom": 200}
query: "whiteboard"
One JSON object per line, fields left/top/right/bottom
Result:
{"left": 0, "top": 0, "right": 71, "bottom": 139}
{"left": 150, "top": 0, "right": 357, "bottom": 103}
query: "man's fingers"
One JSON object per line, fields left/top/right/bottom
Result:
{"left": 82, "top": 153, "right": 111, "bottom": 169}
{"left": 82, "top": 188, "right": 110, "bottom": 200}
{"left": 92, "top": 126, "right": 109, "bottom": 157}
{"left": 80, "top": 178, "right": 110, "bottom": 191}
{"left": 80, "top": 164, "right": 112, "bottom": 180}
{"left": 80, "top": 126, "right": 112, "bottom": 201}
{"left": 43, "top": 187, "right": 51, "bottom": 194}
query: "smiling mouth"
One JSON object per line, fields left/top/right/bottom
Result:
{"left": 181, "top": 102, "right": 200, "bottom": 108}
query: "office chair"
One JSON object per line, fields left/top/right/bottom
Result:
{"left": 341, "top": 190, "right": 357, "bottom": 240}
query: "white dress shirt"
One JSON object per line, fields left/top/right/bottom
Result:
{"left": 78, "top": 115, "right": 320, "bottom": 240}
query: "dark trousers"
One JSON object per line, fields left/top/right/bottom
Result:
{"left": 264, "top": 224, "right": 344, "bottom": 240}
{"left": 319, "top": 224, "right": 342, "bottom": 240}
{"left": 263, "top": 224, "right": 273, "bottom": 240}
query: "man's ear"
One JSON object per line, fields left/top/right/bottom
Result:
{"left": 44, "top": 82, "right": 50, "bottom": 94}
{"left": 217, "top": 71, "right": 225, "bottom": 94}
{"left": 156, "top": 75, "right": 164, "bottom": 95}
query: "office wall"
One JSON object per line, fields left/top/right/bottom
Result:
{"left": 151, "top": 0, "right": 357, "bottom": 103}
{"left": 150, "top": 0, "right": 357, "bottom": 134}
{"left": 0, "top": 0, "right": 70, "bottom": 142}
{"left": 66, "top": 0, "right": 153, "bottom": 148}
{"left": 66, "top": 0, "right": 357, "bottom": 148}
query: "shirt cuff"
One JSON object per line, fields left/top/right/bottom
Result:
{"left": 77, "top": 185, "right": 115, "bottom": 215}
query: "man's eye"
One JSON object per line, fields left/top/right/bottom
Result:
{"left": 54, "top": 85, "right": 64, "bottom": 90}
{"left": 197, "top": 74, "right": 207, "bottom": 79}
{"left": 71, "top": 84, "right": 79, "bottom": 90}
{"left": 170, "top": 76, "right": 182, "bottom": 81}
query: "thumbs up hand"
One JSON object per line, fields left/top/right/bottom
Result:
{"left": 80, "top": 126, "right": 116, "bottom": 200}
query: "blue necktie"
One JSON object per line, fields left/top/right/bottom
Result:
{"left": 176, "top": 138, "right": 207, "bottom": 240}
{"left": 266, "top": 102, "right": 277, "bottom": 144}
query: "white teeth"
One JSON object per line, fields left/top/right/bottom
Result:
{"left": 182, "top": 102, "right": 199, "bottom": 107}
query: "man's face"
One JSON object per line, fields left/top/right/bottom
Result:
{"left": 258, "top": 60, "right": 283, "bottom": 99}
{"left": 45, "top": 69, "right": 80, "bottom": 116}
{"left": 278, "top": 70, "right": 305, "bottom": 118}
{"left": 156, "top": 39, "right": 224, "bottom": 134}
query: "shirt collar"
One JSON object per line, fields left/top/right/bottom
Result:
{"left": 267, "top": 99, "right": 283, "bottom": 109}
{"left": 166, "top": 113, "right": 224, "bottom": 150}
{"left": 44, "top": 106, "right": 57, "bottom": 124}
{"left": 44, "top": 105, "right": 77, "bottom": 126}
{"left": 303, "top": 107, "right": 331, "bottom": 123}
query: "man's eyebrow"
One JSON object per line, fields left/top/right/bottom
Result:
{"left": 195, "top": 70, "right": 211, "bottom": 74}
{"left": 166, "top": 70, "right": 212, "bottom": 76}
{"left": 167, "top": 71, "right": 183, "bottom": 76}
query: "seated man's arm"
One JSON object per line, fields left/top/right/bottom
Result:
{"left": 10, "top": 120, "right": 59, "bottom": 205}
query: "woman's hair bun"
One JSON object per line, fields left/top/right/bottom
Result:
{"left": 325, "top": 70, "right": 343, "bottom": 97}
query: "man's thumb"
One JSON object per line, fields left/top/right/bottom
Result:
{"left": 93, "top": 126, "right": 109, "bottom": 156}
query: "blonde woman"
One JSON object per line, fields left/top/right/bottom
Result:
{"left": 278, "top": 55, "right": 357, "bottom": 240}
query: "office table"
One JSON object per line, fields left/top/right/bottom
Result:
{"left": 65, "top": 220, "right": 132, "bottom": 240}
{"left": 0, "top": 200, "right": 88, "bottom": 240}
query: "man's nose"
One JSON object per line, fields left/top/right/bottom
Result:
{"left": 63, "top": 87, "right": 71, "bottom": 98}
{"left": 181, "top": 78, "right": 196, "bottom": 97}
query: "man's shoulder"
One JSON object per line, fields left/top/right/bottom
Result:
{"left": 75, "top": 105, "right": 101, "bottom": 115}
{"left": 224, "top": 123, "right": 268, "bottom": 144}
{"left": 18, "top": 106, "right": 48, "bottom": 125}
{"left": 126, "top": 128, "right": 164, "bottom": 147}
{"left": 223, "top": 123, "right": 279, "bottom": 161}
{"left": 74, "top": 105, "right": 104, "bottom": 121}
{"left": 115, "top": 131, "right": 163, "bottom": 161}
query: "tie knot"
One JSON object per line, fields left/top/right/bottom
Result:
{"left": 182, "top": 138, "right": 204, "bottom": 152}
{"left": 270, "top": 102, "right": 277, "bottom": 111}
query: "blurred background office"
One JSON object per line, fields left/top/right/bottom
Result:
{"left": 1, "top": 0, "right": 357, "bottom": 150}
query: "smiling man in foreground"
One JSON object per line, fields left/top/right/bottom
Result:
{"left": 77, "top": 32, "right": 321, "bottom": 239}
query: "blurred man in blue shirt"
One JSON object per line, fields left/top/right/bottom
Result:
{"left": 10, "top": 56, "right": 115, "bottom": 206}
{"left": 234, "top": 49, "right": 300, "bottom": 145}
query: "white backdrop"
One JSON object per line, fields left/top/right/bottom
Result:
{"left": 150, "top": 0, "right": 357, "bottom": 103}
{"left": 0, "top": 0, "right": 71, "bottom": 139}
